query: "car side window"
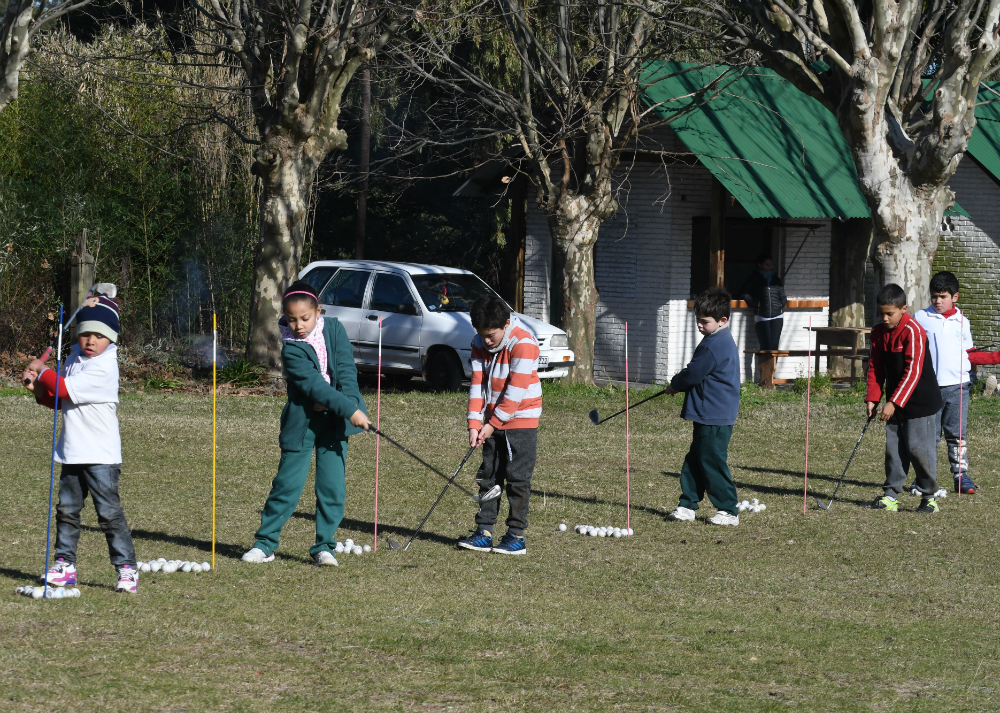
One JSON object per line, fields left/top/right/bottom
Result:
{"left": 320, "top": 270, "right": 371, "bottom": 308}
{"left": 369, "top": 273, "right": 420, "bottom": 315}
{"left": 300, "top": 267, "right": 336, "bottom": 296}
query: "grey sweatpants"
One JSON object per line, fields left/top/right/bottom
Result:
{"left": 474, "top": 428, "right": 537, "bottom": 537}
{"left": 884, "top": 414, "right": 938, "bottom": 497}
{"left": 936, "top": 383, "right": 970, "bottom": 478}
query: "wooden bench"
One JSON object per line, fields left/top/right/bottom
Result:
{"left": 745, "top": 349, "right": 870, "bottom": 389}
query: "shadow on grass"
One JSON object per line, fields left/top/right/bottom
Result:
{"left": 528, "top": 488, "right": 670, "bottom": 519}
{"left": 732, "top": 464, "right": 874, "bottom": 489}
{"left": 290, "top": 512, "right": 458, "bottom": 547}
{"left": 81, "top": 524, "right": 247, "bottom": 560}
{"left": 0, "top": 565, "right": 41, "bottom": 582}
{"left": 660, "top": 471, "right": 873, "bottom": 507}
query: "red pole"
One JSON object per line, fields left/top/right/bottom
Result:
{"left": 374, "top": 317, "right": 382, "bottom": 550}
{"left": 625, "top": 322, "right": 631, "bottom": 533}
{"left": 803, "top": 316, "right": 812, "bottom": 514}
{"left": 958, "top": 312, "right": 964, "bottom": 498}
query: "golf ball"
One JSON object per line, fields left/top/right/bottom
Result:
{"left": 157, "top": 558, "right": 166, "bottom": 563}
{"left": 344, "top": 539, "right": 354, "bottom": 548}
{"left": 32, "top": 588, "right": 44, "bottom": 599}
{"left": 201, "top": 562, "right": 211, "bottom": 571}
{"left": 353, "top": 546, "right": 362, "bottom": 555}
{"left": 588, "top": 528, "right": 598, "bottom": 537}
{"left": 162, "top": 564, "right": 175, "bottom": 573}
{"left": 558, "top": 523, "right": 567, "bottom": 531}
{"left": 181, "top": 563, "right": 192, "bottom": 573}
{"left": 150, "top": 562, "right": 161, "bottom": 572}
{"left": 140, "top": 563, "right": 151, "bottom": 573}
{"left": 335, "top": 543, "right": 344, "bottom": 554}
{"left": 759, "top": 504, "right": 767, "bottom": 511}
{"left": 627, "top": 528, "right": 634, "bottom": 536}
{"left": 613, "top": 531, "right": 622, "bottom": 539}
{"left": 363, "top": 545, "right": 372, "bottom": 553}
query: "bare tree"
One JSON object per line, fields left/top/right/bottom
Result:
{"left": 192, "top": 0, "right": 405, "bottom": 365}
{"left": 400, "top": 1, "right": 700, "bottom": 383}
{"left": 690, "top": 1, "right": 1000, "bottom": 309}
{"left": 1, "top": 0, "right": 92, "bottom": 113}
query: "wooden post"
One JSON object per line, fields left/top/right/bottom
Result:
{"left": 70, "top": 229, "right": 95, "bottom": 340}
{"left": 710, "top": 177, "right": 726, "bottom": 288}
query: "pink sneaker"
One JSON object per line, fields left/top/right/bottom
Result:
{"left": 115, "top": 565, "right": 138, "bottom": 594}
{"left": 40, "top": 558, "right": 77, "bottom": 587}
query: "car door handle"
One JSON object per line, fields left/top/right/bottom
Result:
{"left": 367, "top": 314, "right": 379, "bottom": 321}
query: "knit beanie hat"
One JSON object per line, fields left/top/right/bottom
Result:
{"left": 76, "top": 293, "right": 121, "bottom": 343}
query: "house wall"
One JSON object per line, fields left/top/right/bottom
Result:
{"left": 522, "top": 128, "right": 833, "bottom": 385}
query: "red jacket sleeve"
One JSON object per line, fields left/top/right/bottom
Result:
{"left": 889, "top": 322, "right": 923, "bottom": 408}
{"left": 969, "top": 350, "right": 1000, "bottom": 366}
{"left": 865, "top": 328, "right": 885, "bottom": 403}
{"left": 34, "top": 368, "right": 71, "bottom": 410}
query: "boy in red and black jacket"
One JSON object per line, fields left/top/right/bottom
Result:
{"left": 866, "top": 284, "right": 943, "bottom": 513}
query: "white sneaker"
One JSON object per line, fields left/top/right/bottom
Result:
{"left": 708, "top": 511, "right": 739, "bottom": 526}
{"left": 241, "top": 547, "right": 275, "bottom": 563}
{"left": 985, "top": 373, "right": 998, "bottom": 398}
{"left": 314, "top": 551, "right": 338, "bottom": 566}
{"left": 667, "top": 506, "right": 696, "bottom": 522}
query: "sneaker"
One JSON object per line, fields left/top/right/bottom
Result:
{"left": 869, "top": 495, "right": 899, "bottom": 511}
{"left": 955, "top": 474, "right": 977, "bottom": 494}
{"left": 707, "top": 511, "right": 739, "bottom": 526}
{"left": 667, "top": 506, "right": 696, "bottom": 522}
{"left": 491, "top": 532, "right": 527, "bottom": 555}
{"left": 457, "top": 528, "right": 493, "bottom": 552}
{"left": 314, "top": 551, "right": 338, "bottom": 567}
{"left": 241, "top": 547, "right": 275, "bottom": 563}
{"left": 916, "top": 497, "right": 940, "bottom": 514}
{"left": 984, "top": 373, "right": 998, "bottom": 398}
{"left": 40, "top": 558, "right": 77, "bottom": 587}
{"left": 115, "top": 565, "right": 138, "bottom": 593}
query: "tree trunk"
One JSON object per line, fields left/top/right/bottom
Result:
{"left": 246, "top": 140, "right": 316, "bottom": 367}
{"left": 354, "top": 67, "right": 371, "bottom": 259}
{"left": 0, "top": 5, "right": 34, "bottom": 113}
{"left": 548, "top": 190, "right": 614, "bottom": 384}
{"left": 829, "top": 217, "right": 872, "bottom": 377}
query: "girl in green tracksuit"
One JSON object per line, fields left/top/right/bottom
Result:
{"left": 242, "top": 280, "right": 370, "bottom": 566}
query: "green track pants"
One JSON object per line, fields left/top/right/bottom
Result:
{"left": 677, "top": 423, "right": 738, "bottom": 515}
{"left": 253, "top": 419, "right": 348, "bottom": 557}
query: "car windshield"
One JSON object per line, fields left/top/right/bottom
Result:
{"left": 409, "top": 274, "right": 502, "bottom": 313}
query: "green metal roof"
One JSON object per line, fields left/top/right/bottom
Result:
{"left": 641, "top": 62, "right": 969, "bottom": 219}
{"left": 968, "top": 83, "right": 1000, "bottom": 185}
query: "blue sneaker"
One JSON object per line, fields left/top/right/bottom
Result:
{"left": 457, "top": 528, "right": 493, "bottom": 551}
{"left": 956, "top": 474, "right": 977, "bottom": 494}
{"left": 491, "top": 532, "right": 526, "bottom": 555}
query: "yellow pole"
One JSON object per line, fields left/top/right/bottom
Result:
{"left": 212, "top": 313, "right": 217, "bottom": 570}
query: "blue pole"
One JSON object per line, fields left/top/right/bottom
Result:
{"left": 42, "top": 305, "right": 64, "bottom": 599}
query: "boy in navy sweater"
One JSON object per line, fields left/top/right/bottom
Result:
{"left": 665, "top": 288, "right": 742, "bottom": 526}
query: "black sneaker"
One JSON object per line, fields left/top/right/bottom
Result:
{"left": 916, "top": 497, "right": 940, "bottom": 514}
{"left": 491, "top": 532, "right": 527, "bottom": 555}
{"left": 868, "top": 495, "right": 899, "bottom": 511}
{"left": 457, "top": 528, "right": 493, "bottom": 551}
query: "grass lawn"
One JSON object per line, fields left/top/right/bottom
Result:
{"left": 2, "top": 382, "right": 1000, "bottom": 711}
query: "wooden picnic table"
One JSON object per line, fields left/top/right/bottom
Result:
{"left": 745, "top": 327, "right": 871, "bottom": 389}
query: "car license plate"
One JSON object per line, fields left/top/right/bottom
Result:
{"left": 538, "top": 356, "right": 549, "bottom": 366}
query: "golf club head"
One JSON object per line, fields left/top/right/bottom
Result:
{"left": 588, "top": 409, "right": 600, "bottom": 425}
{"left": 815, "top": 498, "right": 831, "bottom": 510}
{"left": 474, "top": 484, "right": 502, "bottom": 503}
{"left": 386, "top": 538, "right": 402, "bottom": 550}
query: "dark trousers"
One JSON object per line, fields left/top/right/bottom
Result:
{"left": 55, "top": 464, "right": 136, "bottom": 568}
{"left": 755, "top": 318, "right": 783, "bottom": 350}
{"left": 474, "top": 428, "right": 537, "bottom": 537}
{"left": 884, "top": 414, "right": 938, "bottom": 496}
{"left": 936, "top": 383, "right": 970, "bottom": 478}
{"left": 678, "top": 423, "right": 739, "bottom": 515}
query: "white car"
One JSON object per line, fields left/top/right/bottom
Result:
{"left": 298, "top": 260, "right": 575, "bottom": 390}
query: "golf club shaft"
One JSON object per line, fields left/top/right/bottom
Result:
{"left": 368, "top": 427, "right": 477, "bottom": 499}
{"left": 404, "top": 447, "right": 477, "bottom": 550}
{"left": 594, "top": 387, "right": 671, "bottom": 425}
{"left": 819, "top": 416, "right": 873, "bottom": 508}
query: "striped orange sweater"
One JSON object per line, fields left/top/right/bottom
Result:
{"left": 467, "top": 317, "right": 542, "bottom": 430}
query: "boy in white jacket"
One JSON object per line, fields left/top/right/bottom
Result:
{"left": 914, "top": 271, "right": 1000, "bottom": 495}
{"left": 23, "top": 290, "right": 139, "bottom": 593}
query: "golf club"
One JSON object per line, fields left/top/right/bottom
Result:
{"left": 367, "top": 427, "right": 499, "bottom": 503}
{"left": 23, "top": 283, "right": 116, "bottom": 385}
{"left": 589, "top": 386, "right": 671, "bottom": 425}
{"left": 816, "top": 415, "right": 875, "bottom": 510}
{"left": 388, "top": 446, "right": 478, "bottom": 551}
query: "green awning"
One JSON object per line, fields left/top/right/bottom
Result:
{"left": 641, "top": 63, "right": 971, "bottom": 220}
{"left": 968, "top": 83, "right": 1000, "bottom": 186}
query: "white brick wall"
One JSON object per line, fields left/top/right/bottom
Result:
{"left": 523, "top": 201, "right": 551, "bottom": 322}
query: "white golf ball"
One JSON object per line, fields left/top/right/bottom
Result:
{"left": 140, "top": 563, "right": 151, "bottom": 573}
{"left": 15, "top": 586, "right": 24, "bottom": 595}
{"left": 70, "top": 588, "right": 80, "bottom": 597}
{"left": 598, "top": 529, "right": 606, "bottom": 537}
{"left": 363, "top": 545, "right": 372, "bottom": 553}
{"left": 588, "top": 528, "right": 598, "bottom": 537}
{"left": 741, "top": 500, "right": 750, "bottom": 508}
{"left": 181, "top": 563, "right": 192, "bottom": 573}
{"left": 201, "top": 562, "right": 211, "bottom": 571}
{"left": 759, "top": 504, "right": 766, "bottom": 511}
{"left": 162, "top": 564, "right": 175, "bottom": 573}
{"left": 32, "top": 588, "right": 44, "bottom": 599}
{"left": 751, "top": 498, "right": 759, "bottom": 506}
{"left": 353, "top": 546, "right": 362, "bottom": 555}
{"left": 558, "top": 523, "right": 567, "bottom": 531}
{"left": 157, "top": 558, "right": 166, "bottom": 563}
{"left": 344, "top": 539, "right": 354, "bottom": 548}
{"left": 627, "top": 528, "right": 634, "bottom": 536}
{"left": 614, "top": 530, "right": 622, "bottom": 539}
{"left": 335, "top": 543, "right": 344, "bottom": 554}
{"left": 150, "top": 562, "right": 161, "bottom": 572}
{"left": 54, "top": 588, "right": 65, "bottom": 599}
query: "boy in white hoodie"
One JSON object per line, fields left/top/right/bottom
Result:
{"left": 914, "top": 271, "right": 1000, "bottom": 495}
{"left": 22, "top": 289, "right": 139, "bottom": 593}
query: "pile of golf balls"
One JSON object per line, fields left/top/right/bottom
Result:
{"left": 137, "top": 558, "right": 211, "bottom": 573}
{"left": 737, "top": 498, "right": 767, "bottom": 513}
{"left": 15, "top": 585, "right": 80, "bottom": 599}
{"left": 573, "top": 524, "right": 634, "bottom": 538}
{"left": 334, "top": 539, "right": 371, "bottom": 556}
{"left": 909, "top": 486, "right": 949, "bottom": 498}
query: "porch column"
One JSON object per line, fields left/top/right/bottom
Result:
{"left": 710, "top": 177, "right": 726, "bottom": 288}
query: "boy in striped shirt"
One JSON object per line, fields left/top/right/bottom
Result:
{"left": 866, "top": 284, "right": 943, "bottom": 513}
{"left": 458, "top": 296, "right": 541, "bottom": 555}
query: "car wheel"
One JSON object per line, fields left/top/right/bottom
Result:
{"left": 425, "top": 350, "right": 463, "bottom": 392}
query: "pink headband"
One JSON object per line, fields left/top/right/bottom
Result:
{"left": 284, "top": 291, "right": 317, "bottom": 299}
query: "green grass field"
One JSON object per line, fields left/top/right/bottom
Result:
{"left": 2, "top": 383, "right": 999, "bottom": 712}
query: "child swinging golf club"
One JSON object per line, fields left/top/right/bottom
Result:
{"left": 458, "top": 295, "right": 541, "bottom": 555}
{"left": 242, "top": 281, "right": 370, "bottom": 566}
{"left": 23, "top": 288, "right": 141, "bottom": 593}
